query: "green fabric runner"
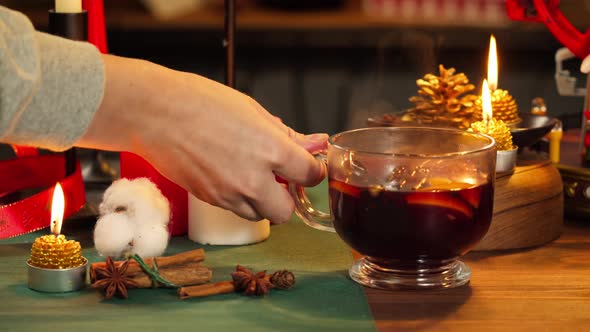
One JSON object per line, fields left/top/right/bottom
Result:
{"left": 0, "top": 182, "right": 375, "bottom": 331}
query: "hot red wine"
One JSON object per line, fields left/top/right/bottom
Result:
{"left": 329, "top": 179, "right": 494, "bottom": 263}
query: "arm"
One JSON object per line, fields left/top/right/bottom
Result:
{"left": 0, "top": 6, "right": 103, "bottom": 150}
{"left": 77, "top": 54, "right": 327, "bottom": 223}
{"left": 0, "top": 6, "right": 327, "bottom": 223}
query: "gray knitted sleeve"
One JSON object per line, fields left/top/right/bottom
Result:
{"left": 0, "top": 6, "right": 104, "bottom": 151}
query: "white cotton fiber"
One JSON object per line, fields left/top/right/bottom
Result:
{"left": 131, "top": 222, "right": 170, "bottom": 258}
{"left": 99, "top": 177, "right": 170, "bottom": 226}
{"left": 94, "top": 213, "right": 135, "bottom": 258}
{"left": 96, "top": 177, "right": 172, "bottom": 258}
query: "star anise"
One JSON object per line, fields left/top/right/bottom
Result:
{"left": 92, "top": 256, "right": 139, "bottom": 299}
{"left": 231, "top": 265, "right": 273, "bottom": 296}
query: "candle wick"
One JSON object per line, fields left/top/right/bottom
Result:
{"left": 51, "top": 220, "right": 58, "bottom": 235}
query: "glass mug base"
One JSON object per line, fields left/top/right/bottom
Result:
{"left": 349, "top": 257, "right": 471, "bottom": 290}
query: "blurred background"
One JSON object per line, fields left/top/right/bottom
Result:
{"left": 1, "top": 0, "right": 588, "bottom": 135}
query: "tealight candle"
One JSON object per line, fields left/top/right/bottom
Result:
{"left": 470, "top": 80, "right": 515, "bottom": 151}
{"left": 28, "top": 183, "right": 84, "bottom": 269}
{"left": 471, "top": 80, "right": 517, "bottom": 174}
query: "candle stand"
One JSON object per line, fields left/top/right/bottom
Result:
{"left": 472, "top": 112, "right": 564, "bottom": 250}
{"left": 474, "top": 156, "right": 563, "bottom": 251}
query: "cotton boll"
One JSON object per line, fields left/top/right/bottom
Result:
{"left": 99, "top": 177, "right": 170, "bottom": 226}
{"left": 97, "top": 178, "right": 171, "bottom": 257}
{"left": 131, "top": 223, "right": 170, "bottom": 258}
{"left": 129, "top": 178, "right": 170, "bottom": 226}
{"left": 94, "top": 213, "right": 135, "bottom": 258}
{"left": 99, "top": 178, "right": 134, "bottom": 215}
{"left": 133, "top": 178, "right": 170, "bottom": 224}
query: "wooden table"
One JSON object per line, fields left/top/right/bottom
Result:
{"left": 364, "top": 220, "right": 590, "bottom": 331}
{"left": 362, "top": 134, "right": 589, "bottom": 331}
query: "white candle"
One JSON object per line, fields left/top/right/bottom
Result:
{"left": 188, "top": 195, "right": 270, "bottom": 246}
{"left": 55, "top": 0, "right": 82, "bottom": 13}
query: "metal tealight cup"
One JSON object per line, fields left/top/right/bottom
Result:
{"left": 496, "top": 146, "right": 518, "bottom": 174}
{"left": 27, "top": 257, "right": 88, "bottom": 292}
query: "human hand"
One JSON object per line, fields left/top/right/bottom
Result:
{"left": 79, "top": 55, "right": 327, "bottom": 223}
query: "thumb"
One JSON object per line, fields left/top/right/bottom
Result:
{"left": 297, "top": 133, "right": 329, "bottom": 154}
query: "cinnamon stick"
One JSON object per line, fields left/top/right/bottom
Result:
{"left": 178, "top": 267, "right": 295, "bottom": 300}
{"left": 178, "top": 272, "right": 294, "bottom": 299}
{"left": 90, "top": 248, "right": 205, "bottom": 277}
{"left": 178, "top": 281, "right": 235, "bottom": 300}
{"left": 131, "top": 263, "right": 212, "bottom": 288}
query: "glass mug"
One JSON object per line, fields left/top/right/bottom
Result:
{"left": 289, "top": 127, "right": 496, "bottom": 290}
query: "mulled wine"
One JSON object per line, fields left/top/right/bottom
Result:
{"left": 329, "top": 179, "right": 494, "bottom": 264}
{"left": 290, "top": 127, "right": 497, "bottom": 289}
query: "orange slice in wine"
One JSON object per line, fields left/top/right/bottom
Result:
{"left": 329, "top": 180, "right": 361, "bottom": 198}
{"left": 406, "top": 191, "right": 473, "bottom": 219}
{"left": 419, "top": 181, "right": 481, "bottom": 209}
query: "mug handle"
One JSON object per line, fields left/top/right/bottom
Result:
{"left": 288, "top": 153, "right": 335, "bottom": 232}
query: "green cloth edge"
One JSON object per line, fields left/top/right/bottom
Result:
{"left": 0, "top": 181, "right": 376, "bottom": 332}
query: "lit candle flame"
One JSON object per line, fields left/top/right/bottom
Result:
{"left": 50, "top": 183, "right": 65, "bottom": 235}
{"left": 487, "top": 35, "right": 498, "bottom": 91}
{"left": 482, "top": 79, "right": 493, "bottom": 125}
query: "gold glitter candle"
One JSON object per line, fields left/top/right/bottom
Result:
{"left": 27, "top": 183, "right": 84, "bottom": 269}
{"left": 470, "top": 79, "right": 515, "bottom": 151}
{"left": 474, "top": 89, "right": 521, "bottom": 127}
{"left": 27, "top": 183, "right": 88, "bottom": 293}
{"left": 470, "top": 118, "right": 514, "bottom": 151}
{"left": 29, "top": 234, "right": 84, "bottom": 269}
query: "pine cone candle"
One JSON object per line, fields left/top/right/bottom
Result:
{"left": 29, "top": 234, "right": 84, "bottom": 269}
{"left": 473, "top": 89, "right": 521, "bottom": 127}
{"left": 404, "top": 64, "right": 479, "bottom": 129}
{"left": 470, "top": 118, "right": 514, "bottom": 151}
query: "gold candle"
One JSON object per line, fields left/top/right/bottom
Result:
{"left": 28, "top": 183, "right": 84, "bottom": 269}
{"left": 470, "top": 80, "right": 515, "bottom": 151}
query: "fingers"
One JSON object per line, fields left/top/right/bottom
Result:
{"left": 270, "top": 116, "right": 329, "bottom": 153}
{"left": 227, "top": 199, "right": 264, "bottom": 222}
{"left": 298, "top": 133, "right": 329, "bottom": 154}
{"left": 210, "top": 176, "right": 293, "bottom": 224}
{"left": 272, "top": 141, "right": 327, "bottom": 188}
{"left": 250, "top": 175, "right": 295, "bottom": 224}
{"left": 249, "top": 98, "right": 328, "bottom": 188}
{"left": 249, "top": 97, "right": 329, "bottom": 153}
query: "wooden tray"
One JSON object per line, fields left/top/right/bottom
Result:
{"left": 474, "top": 159, "right": 563, "bottom": 251}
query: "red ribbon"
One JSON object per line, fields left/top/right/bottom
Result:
{"left": 0, "top": 154, "right": 86, "bottom": 239}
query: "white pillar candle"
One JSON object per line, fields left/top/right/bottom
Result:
{"left": 188, "top": 194, "right": 270, "bottom": 245}
{"left": 55, "top": 0, "right": 82, "bottom": 13}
